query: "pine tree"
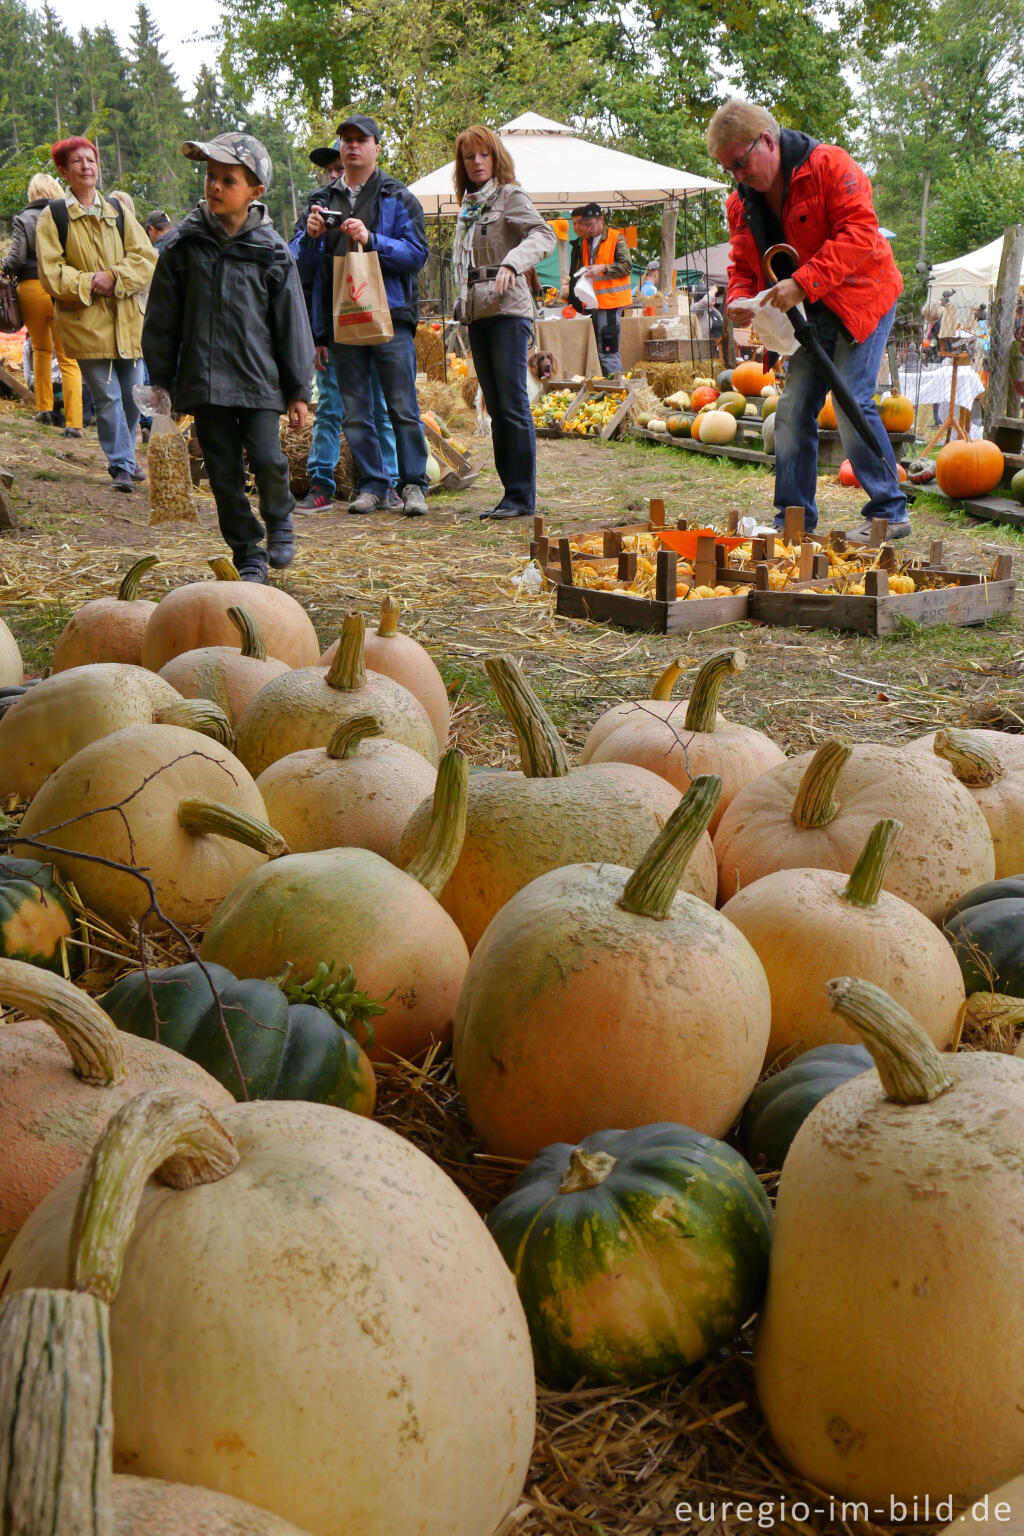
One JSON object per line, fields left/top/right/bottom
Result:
{"left": 126, "top": 4, "right": 191, "bottom": 212}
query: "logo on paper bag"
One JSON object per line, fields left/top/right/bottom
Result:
{"left": 336, "top": 271, "right": 372, "bottom": 326}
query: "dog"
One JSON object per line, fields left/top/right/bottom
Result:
{"left": 466, "top": 349, "right": 560, "bottom": 438}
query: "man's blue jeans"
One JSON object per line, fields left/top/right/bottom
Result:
{"left": 773, "top": 304, "right": 908, "bottom": 531}
{"left": 307, "top": 351, "right": 398, "bottom": 496}
{"left": 469, "top": 315, "right": 536, "bottom": 509}
{"left": 331, "top": 326, "right": 427, "bottom": 497}
{"left": 78, "top": 357, "right": 143, "bottom": 476}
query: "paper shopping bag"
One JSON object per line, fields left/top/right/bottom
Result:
{"left": 332, "top": 249, "right": 394, "bottom": 346}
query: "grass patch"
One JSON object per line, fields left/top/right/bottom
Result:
{"left": 3, "top": 600, "right": 74, "bottom": 674}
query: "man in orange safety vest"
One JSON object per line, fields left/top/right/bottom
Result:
{"left": 564, "top": 201, "right": 632, "bottom": 375}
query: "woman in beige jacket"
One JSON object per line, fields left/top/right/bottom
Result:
{"left": 452, "top": 124, "right": 554, "bottom": 519}
{"left": 36, "top": 137, "right": 156, "bottom": 491}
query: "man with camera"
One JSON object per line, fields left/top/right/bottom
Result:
{"left": 302, "top": 113, "right": 431, "bottom": 516}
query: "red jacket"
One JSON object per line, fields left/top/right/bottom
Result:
{"left": 726, "top": 136, "right": 902, "bottom": 344}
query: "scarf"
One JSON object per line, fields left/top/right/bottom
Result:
{"left": 452, "top": 178, "right": 501, "bottom": 306}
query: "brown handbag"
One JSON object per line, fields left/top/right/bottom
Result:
{"left": 0, "top": 277, "right": 23, "bottom": 334}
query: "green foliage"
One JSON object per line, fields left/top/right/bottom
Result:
{"left": 927, "top": 153, "right": 1024, "bottom": 262}
{"left": 271, "top": 959, "right": 393, "bottom": 1046}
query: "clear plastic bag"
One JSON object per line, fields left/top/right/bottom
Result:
{"left": 133, "top": 384, "right": 199, "bottom": 525}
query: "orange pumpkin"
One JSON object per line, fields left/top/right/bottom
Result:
{"left": 665, "top": 414, "right": 688, "bottom": 437}
{"left": 690, "top": 386, "right": 719, "bottom": 411}
{"left": 934, "top": 439, "right": 1005, "bottom": 500}
{"left": 817, "top": 394, "right": 838, "bottom": 430}
{"left": 838, "top": 459, "right": 906, "bottom": 488}
{"left": 879, "top": 392, "right": 915, "bottom": 434}
{"left": 731, "top": 361, "right": 776, "bottom": 396}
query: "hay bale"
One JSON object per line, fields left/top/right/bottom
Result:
{"left": 636, "top": 360, "right": 709, "bottom": 396}
{"left": 415, "top": 323, "right": 447, "bottom": 380}
{"left": 460, "top": 377, "right": 479, "bottom": 410}
{"left": 279, "top": 413, "right": 357, "bottom": 501}
{"left": 417, "top": 379, "right": 458, "bottom": 421}
{"left": 624, "top": 382, "right": 663, "bottom": 427}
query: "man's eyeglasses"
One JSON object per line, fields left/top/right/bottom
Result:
{"left": 728, "top": 134, "right": 764, "bottom": 177}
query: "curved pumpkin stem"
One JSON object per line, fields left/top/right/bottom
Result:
{"left": 0, "top": 957, "right": 125, "bottom": 1086}
{"left": 326, "top": 613, "right": 367, "bottom": 692}
{"left": 116, "top": 553, "right": 159, "bottom": 602}
{"left": 560, "top": 1147, "right": 616, "bottom": 1193}
{"left": 405, "top": 749, "right": 467, "bottom": 898}
{"left": 933, "top": 727, "right": 1003, "bottom": 788}
{"left": 176, "top": 796, "right": 290, "bottom": 858}
{"left": 0, "top": 1288, "right": 113, "bottom": 1535}
{"left": 70, "top": 1087, "right": 240, "bottom": 1303}
{"left": 208, "top": 556, "right": 241, "bottom": 582}
{"left": 826, "top": 977, "right": 953, "bottom": 1105}
{"left": 841, "top": 819, "right": 901, "bottom": 909}
{"left": 791, "top": 740, "right": 851, "bottom": 828}
{"left": 227, "top": 605, "right": 268, "bottom": 662}
{"left": 683, "top": 648, "right": 745, "bottom": 734}
{"left": 376, "top": 593, "right": 400, "bottom": 638}
{"left": 619, "top": 774, "right": 721, "bottom": 919}
{"left": 649, "top": 659, "right": 685, "bottom": 702}
{"left": 327, "top": 714, "right": 385, "bottom": 760}
{"left": 485, "top": 656, "right": 571, "bottom": 779}
{"left": 153, "top": 698, "right": 236, "bottom": 750}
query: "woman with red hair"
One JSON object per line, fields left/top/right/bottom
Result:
{"left": 35, "top": 137, "right": 156, "bottom": 491}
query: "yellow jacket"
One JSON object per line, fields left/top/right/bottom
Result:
{"left": 36, "top": 196, "right": 156, "bottom": 360}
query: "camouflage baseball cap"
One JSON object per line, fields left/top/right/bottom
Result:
{"left": 183, "top": 133, "right": 272, "bottom": 190}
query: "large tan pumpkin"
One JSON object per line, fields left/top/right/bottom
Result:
{"left": 713, "top": 738, "right": 995, "bottom": 918}
{"left": 0, "top": 613, "right": 24, "bottom": 686}
{"left": 908, "top": 727, "right": 1024, "bottom": 880}
{"left": 581, "top": 650, "right": 785, "bottom": 833}
{"left": 15, "top": 724, "right": 285, "bottom": 933}
{"left": 455, "top": 778, "right": 770, "bottom": 1157}
{"left": 141, "top": 559, "right": 320, "bottom": 671}
{"left": 158, "top": 604, "right": 291, "bottom": 724}
{"left": 398, "top": 657, "right": 717, "bottom": 952}
{"left": 1, "top": 1090, "right": 536, "bottom": 1536}
{"left": 319, "top": 594, "right": 451, "bottom": 753}
{"left": 0, "top": 959, "right": 231, "bottom": 1261}
{"left": 51, "top": 554, "right": 160, "bottom": 671}
{"left": 757, "top": 978, "right": 1024, "bottom": 1503}
{"left": 720, "top": 819, "right": 965, "bottom": 1064}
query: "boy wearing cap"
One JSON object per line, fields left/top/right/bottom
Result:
{"left": 142, "top": 133, "right": 314, "bottom": 582}
{"left": 302, "top": 113, "right": 431, "bottom": 516}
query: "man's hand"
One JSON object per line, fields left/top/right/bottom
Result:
{"left": 91, "top": 271, "right": 115, "bottom": 295}
{"left": 727, "top": 299, "right": 756, "bottom": 326}
{"left": 340, "top": 218, "right": 369, "bottom": 247}
{"left": 764, "top": 277, "right": 806, "bottom": 312}
{"left": 307, "top": 208, "right": 326, "bottom": 237}
{"left": 494, "top": 265, "right": 516, "bottom": 296}
{"left": 314, "top": 345, "right": 329, "bottom": 372}
{"left": 287, "top": 400, "right": 308, "bottom": 431}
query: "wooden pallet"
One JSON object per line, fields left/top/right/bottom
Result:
{"left": 926, "top": 486, "right": 1024, "bottom": 529}
{"left": 634, "top": 425, "right": 775, "bottom": 466}
{"left": 747, "top": 553, "right": 1015, "bottom": 635}
{"left": 553, "top": 533, "right": 752, "bottom": 634}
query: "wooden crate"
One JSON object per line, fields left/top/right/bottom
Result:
{"left": 747, "top": 553, "right": 1015, "bottom": 635}
{"left": 422, "top": 420, "right": 479, "bottom": 491}
{"left": 561, "top": 378, "right": 640, "bottom": 441}
{"left": 554, "top": 535, "right": 751, "bottom": 634}
{"left": 529, "top": 500, "right": 682, "bottom": 585}
{"left": 532, "top": 380, "right": 587, "bottom": 438}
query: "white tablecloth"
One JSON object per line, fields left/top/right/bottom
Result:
{"left": 899, "top": 364, "right": 985, "bottom": 410}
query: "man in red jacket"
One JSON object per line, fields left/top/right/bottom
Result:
{"left": 708, "top": 100, "right": 910, "bottom": 540}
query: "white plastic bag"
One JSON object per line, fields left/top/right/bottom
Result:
{"left": 746, "top": 291, "right": 801, "bottom": 356}
{"left": 573, "top": 273, "right": 598, "bottom": 312}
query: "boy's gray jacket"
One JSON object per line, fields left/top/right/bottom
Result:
{"left": 142, "top": 204, "right": 315, "bottom": 411}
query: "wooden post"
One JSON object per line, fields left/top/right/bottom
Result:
{"left": 657, "top": 199, "right": 679, "bottom": 299}
{"left": 558, "top": 538, "right": 575, "bottom": 586}
{"left": 648, "top": 498, "right": 666, "bottom": 528}
{"left": 655, "top": 548, "right": 678, "bottom": 602}
{"left": 783, "top": 505, "right": 805, "bottom": 544}
{"left": 984, "top": 225, "right": 1024, "bottom": 440}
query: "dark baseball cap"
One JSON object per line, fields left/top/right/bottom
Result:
{"left": 310, "top": 137, "right": 343, "bottom": 168}
{"left": 183, "top": 133, "right": 272, "bottom": 189}
{"left": 336, "top": 114, "right": 380, "bottom": 142}
{"left": 577, "top": 201, "right": 604, "bottom": 219}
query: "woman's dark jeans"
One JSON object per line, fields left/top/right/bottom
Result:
{"left": 469, "top": 315, "right": 535, "bottom": 510}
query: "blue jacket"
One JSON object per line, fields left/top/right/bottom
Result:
{"left": 289, "top": 169, "right": 428, "bottom": 345}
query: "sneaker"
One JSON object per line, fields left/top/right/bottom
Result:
{"left": 385, "top": 487, "right": 403, "bottom": 510}
{"left": 131, "top": 466, "right": 146, "bottom": 483}
{"left": 109, "top": 469, "right": 133, "bottom": 493}
{"left": 63, "top": 427, "right": 83, "bottom": 439}
{"left": 401, "top": 484, "right": 428, "bottom": 517}
{"left": 236, "top": 562, "right": 269, "bottom": 584}
{"left": 33, "top": 410, "right": 55, "bottom": 426}
{"left": 140, "top": 426, "right": 151, "bottom": 444}
{"left": 847, "top": 519, "right": 912, "bottom": 544}
{"left": 295, "top": 485, "right": 331, "bottom": 513}
{"left": 266, "top": 522, "right": 295, "bottom": 569}
{"left": 348, "top": 490, "right": 387, "bottom": 515}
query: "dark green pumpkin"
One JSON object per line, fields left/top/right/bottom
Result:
{"left": 0, "top": 856, "right": 80, "bottom": 976}
{"left": 944, "top": 877, "right": 1024, "bottom": 997}
{"left": 737, "top": 1044, "right": 874, "bottom": 1172}
{"left": 100, "top": 960, "right": 375, "bottom": 1112}
{"left": 486, "top": 1121, "right": 772, "bottom": 1388}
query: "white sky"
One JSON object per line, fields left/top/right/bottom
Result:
{"left": 36, "top": 0, "right": 225, "bottom": 95}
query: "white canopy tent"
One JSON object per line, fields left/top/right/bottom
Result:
{"left": 927, "top": 235, "right": 1023, "bottom": 310}
{"left": 408, "top": 112, "right": 726, "bottom": 215}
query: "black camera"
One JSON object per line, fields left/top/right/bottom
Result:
{"left": 311, "top": 206, "right": 346, "bottom": 230}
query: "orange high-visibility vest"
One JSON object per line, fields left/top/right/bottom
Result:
{"left": 589, "top": 229, "right": 632, "bottom": 309}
